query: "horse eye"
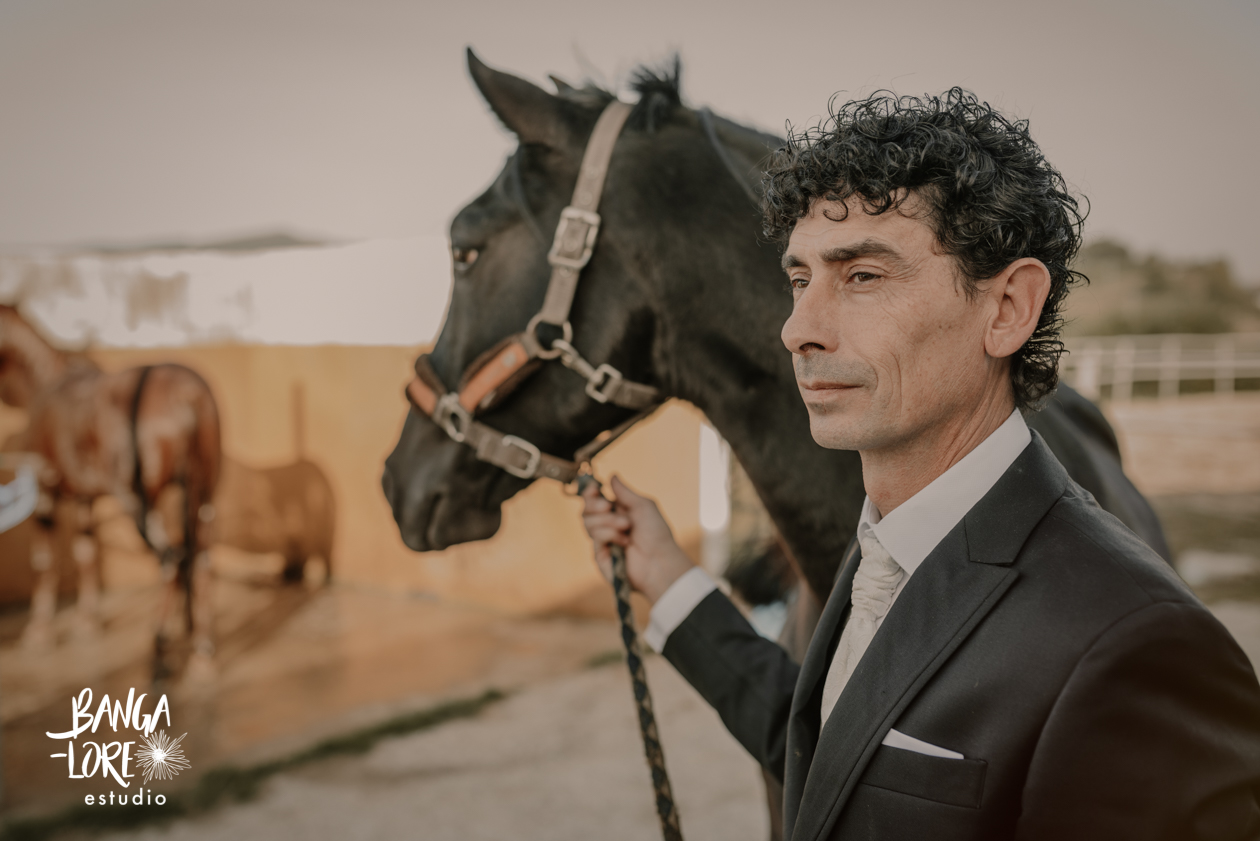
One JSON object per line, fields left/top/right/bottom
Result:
{"left": 451, "top": 247, "right": 480, "bottom": 273}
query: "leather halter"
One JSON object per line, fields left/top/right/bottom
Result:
{"left": 406, "top": 100, "right": 662, "bottom": 483}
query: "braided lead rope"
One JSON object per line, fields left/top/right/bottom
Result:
{"left": 579, "top": 475, "right": 683, "bottom": 841}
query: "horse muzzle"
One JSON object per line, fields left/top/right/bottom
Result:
{"left": 381, "top": 410, "right": 511, "bottom": 551}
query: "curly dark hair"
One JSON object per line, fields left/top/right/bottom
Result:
{"left": 761, "top": 88, "right": 1087, "bottom": 411}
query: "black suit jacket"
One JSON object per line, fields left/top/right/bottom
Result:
{"left": 664, "top": 433, "right": 1260, "bottom": 840}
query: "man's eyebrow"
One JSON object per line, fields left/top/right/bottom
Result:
{"left": 780, "top": 239, "right": 908, "bottom": 271}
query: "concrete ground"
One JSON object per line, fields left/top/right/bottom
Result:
{"left": 76, "top": 596, "right": 1260, "bottom": 841}
{"left": 104, "top": 657, "right": 770, "bottom": 841}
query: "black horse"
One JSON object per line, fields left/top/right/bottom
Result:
{"left": 382, "top": 50, "right": 1169, "bottom": 836}
{"left": 384, "top": 48, "right": 1166, "bottom": 591}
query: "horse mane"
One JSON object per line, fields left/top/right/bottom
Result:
{"left": 626, "top": 57, "right": 683, "bottom": 132}
{"left": 555, "top": 56, "right": 683, "bottom": 133}
{"left": 0, "top": 305, "right": 85, "bottom": 398}
{"left": 555, "top": 57, "right": 784, "bottom": 159}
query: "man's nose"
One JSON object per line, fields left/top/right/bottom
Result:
{"left": 781, "top": 284, "right": 832, "bottom": 356}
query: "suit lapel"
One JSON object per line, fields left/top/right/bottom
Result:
{"left": 782, "top": 538, "right": 860, "bottom": 838}
{"left": 789, "top": 433, "right": 1069, "bottom": 841}
{"left": 793, "top": 538, "right": 861, "bottom": 719}
{"left": 792, "top": 528, "right": 1016, "bottom": 841}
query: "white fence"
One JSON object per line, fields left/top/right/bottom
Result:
{"left": 1061, "top": 333, "right": 1260, "bottom": 401}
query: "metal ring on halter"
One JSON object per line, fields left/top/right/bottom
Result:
{"left": 433, "top": 393, "right": 471, "bottom": 443}
{"left": 526, "top": 313, "right": 574, "bottom": 360}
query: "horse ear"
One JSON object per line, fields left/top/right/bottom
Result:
{"left": 467, "top": 48, "right": 573, "bottom": 149}
{"left": 549, "top": 74, "right": 577, "bottom": 95}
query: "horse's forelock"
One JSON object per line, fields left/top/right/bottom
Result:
{"left": 555, "top": 55, "right": 684, "bottom": 135}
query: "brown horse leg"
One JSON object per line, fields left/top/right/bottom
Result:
{"left": 146, "top": 507, "right": 182, "bottom": 679}
{"left": 21, "top": 509, "right": 59, "bottom": 650}
{"left": 182, "top": 488, "right": 217, "bottom": 686}
{"left": 181, "top": 549, "right": 216, "bottom": 685}
{"left": 281, "top": 549, "right": 306, "bottom": 583}
{"left": 71, "top": 498, "right": 103, "bottom": 639}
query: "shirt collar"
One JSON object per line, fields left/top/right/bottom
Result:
{"left": 858, "top": 409, "right": 1031, "bottom": 575}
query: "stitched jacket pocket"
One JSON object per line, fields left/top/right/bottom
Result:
{"left": 860, "top": 744, "right": 987, "bottom": 809}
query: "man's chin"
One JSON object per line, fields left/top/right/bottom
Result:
{"left": 807, "top": 414, "right": 867, "bottom": 451}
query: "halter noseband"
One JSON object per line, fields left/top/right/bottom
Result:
{"left": 405, "top": 100, "right": 662, "bottom": 483}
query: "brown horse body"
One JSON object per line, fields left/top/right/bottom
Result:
{"left": 0, "top": 305, "right": 220, "bottom": 676}
{"left": 215, "top": 456, "right": 335, "bottom": 582}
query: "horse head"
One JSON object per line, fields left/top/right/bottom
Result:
{"left": 383, "top": 51, "right": 701, "bottom": 551}
{"left": 0, "top": 304, "right": 55, "bottom": 408}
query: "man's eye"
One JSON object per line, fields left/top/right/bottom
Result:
{"left": 452, "top": 247, "right": 480, "bottom": 274}
{"left": 851, "top": 272, "right": 878, "bottom": 284}
{"left": 788, "top": 275, "right": 809, "bottom": 290}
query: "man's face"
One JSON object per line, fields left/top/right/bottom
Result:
{"left": 781, "top": 196, "right": 1003, "bottom": 453}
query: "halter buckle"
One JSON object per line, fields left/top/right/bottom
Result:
{"left": 499, "top": 435, "right": 542, "bottom": 479}
{"left": 548, "top": 207, "right": 602, "bottom": 270}
{"left": 585, "top": 363, "right": 623, "bottom": 403}
{"left": 434, "top": 393, "right": 471, "bottom": 443}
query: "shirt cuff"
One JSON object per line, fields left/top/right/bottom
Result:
{"left": 643, "top": 566, "right": 717, "bottom": 653}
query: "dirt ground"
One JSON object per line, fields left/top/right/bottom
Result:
{"left": 0, "top": 565, "right": 633, "bottom": 819}
{"left": 3, "top": 393, "right": 1258, "bottom": 840}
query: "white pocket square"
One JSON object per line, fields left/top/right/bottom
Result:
{"left": 881, "top": 728, "right": 964, "bottom": 759}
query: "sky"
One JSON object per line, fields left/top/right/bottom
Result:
{"left": 0, "top": 0, "right": 1257, "bottom": 280}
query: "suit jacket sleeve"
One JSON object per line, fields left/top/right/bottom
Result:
{"left": 661, "top": 589, "right": 800, "bottom": 783}
{"left": 1017, "top": 600, "right": 1260, "bottom": 840}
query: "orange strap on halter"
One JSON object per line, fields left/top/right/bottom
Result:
{"left": 456, "top": 337, "right": 537, "bottom": 413}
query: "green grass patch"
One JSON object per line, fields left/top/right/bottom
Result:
{"left": 0, "top": 688, "right": 506, "bottom": 841}
{"left": 585, "top": 649, "right": 624, "bottom": 669}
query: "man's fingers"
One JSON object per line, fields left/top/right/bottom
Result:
{"left": 581, "top": 482, "right": 613, "bottom": 514}
{"left": 585, "top": 521, "right": 631, "bottom": 546}
{"left": 582, "top": 494, "right": 613, "bottom": 515}
{"left": 609, "top": 475, "right": 647, "bottom": 509}
{"left": 583, "top": 503, "right": 630, "bottom": 540}
{"left": 583, "top": 510, "right": 630, "bottom": 530}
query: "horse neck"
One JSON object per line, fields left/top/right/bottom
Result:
{"left": 2, "top": 313, "right": 69, "bottom": 397}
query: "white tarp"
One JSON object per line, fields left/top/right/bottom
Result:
{"left": 0, "top": 236, "right": 453, "bottom": 349}
{"left": 0, "top": 466, "right": 37, "bottom": 534}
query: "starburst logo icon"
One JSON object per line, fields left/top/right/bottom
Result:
{"left": 136, "top": 730, "right": 191, "bottom": 784}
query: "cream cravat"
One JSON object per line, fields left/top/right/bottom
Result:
{"left": 819, "top": 525, "right": 904, "bottom": 725}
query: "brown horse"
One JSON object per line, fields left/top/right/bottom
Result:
{"left": 215, "top": 385, "right": 336, "bottom": 583}
{"left": 0, "top": 305, "right": 221, "bottom": 678}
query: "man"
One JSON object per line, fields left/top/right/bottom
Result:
{"left": 583, "top": 90, "right": 1260, "bottom": 840}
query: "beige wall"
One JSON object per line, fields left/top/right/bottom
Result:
{"left": 86, "top": 345, "right": 701, "bottom": 616}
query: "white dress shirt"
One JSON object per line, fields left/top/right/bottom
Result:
{"left": 644, "top": 409, "right": 1033, "bottom": 660}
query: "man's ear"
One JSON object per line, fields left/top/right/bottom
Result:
{"left": 984, "top": 258, "right": 1051, "bottom": 360}
{"left": 466, "top": 48, "right": 582, "bottom": 149}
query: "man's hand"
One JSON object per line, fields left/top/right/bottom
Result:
{"left": 580, "top": 475, "right": 696, "bottom": 605}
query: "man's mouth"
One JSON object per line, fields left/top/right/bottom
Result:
{"left": 797, "top": 380, "right": 859, "bottom": 393}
